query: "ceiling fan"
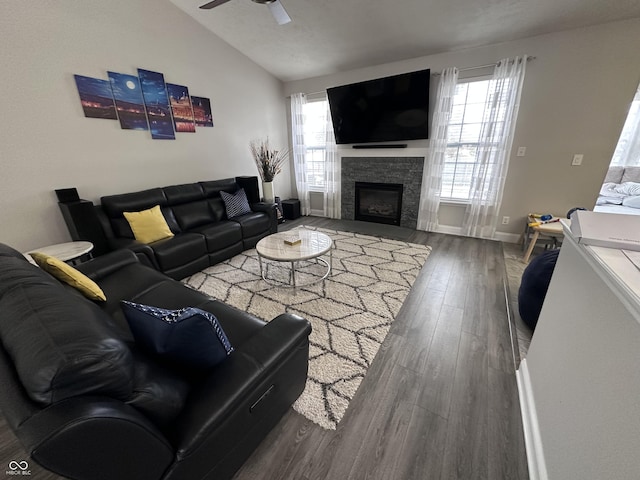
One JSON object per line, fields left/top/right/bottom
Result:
{"left": 199, "top": 0, "right": 291, "bottom": 25}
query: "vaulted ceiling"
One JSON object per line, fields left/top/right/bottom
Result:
{"left": 170, "top": 0, "right": 640, "bottom": 82}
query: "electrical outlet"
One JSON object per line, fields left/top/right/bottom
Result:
{"left": 517, "top": 147, "right": 526, "bottom": 157}
{"left": 572, "top": 154, "right": 584, "bottom": 166}
{"left": 502, "top": 216, "right": 510, "bottom": 225}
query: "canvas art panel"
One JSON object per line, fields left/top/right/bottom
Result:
{"left": 73, "top": 74, "right": 117, "bottom": 120}
{"left": 138, "top": 68, "right": 176, "bottom": 140}
{"left": 167, "top": 83, "right": 196, "bottom": 133}
{"left": 108, "top": 71, "right": 149, "bottom": 131}
{"left": 191, "top": 96, "right": 214, "bottom": 127}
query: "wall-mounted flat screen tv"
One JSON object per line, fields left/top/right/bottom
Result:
{"left": 327, "top": 69, "right": 430, "bottom": 145}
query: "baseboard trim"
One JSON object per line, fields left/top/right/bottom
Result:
{"left": 434, "top": 225, "right": 520, "bottom": 244}
{"left": 495, "top": 231, "right": 521, "bottom": 243}
{"left": 434, "top": 225, "right": 463, "bottom": 236}
{"left": 517, "top": 359, "right": 548, "bottom": 480}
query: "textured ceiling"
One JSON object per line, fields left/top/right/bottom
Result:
{"left": 170, "top": 0, "right": 640, "bottom": 82}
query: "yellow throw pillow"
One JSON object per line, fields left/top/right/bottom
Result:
{"left": 30, "top": 252, "right": 106, "bottom": 302}
{"left": 123, "top": 205, "right": 174, "bottom": 244}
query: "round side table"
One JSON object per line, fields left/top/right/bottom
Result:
{"left": 28, "top": 241, "right": 94, "bottom": 264}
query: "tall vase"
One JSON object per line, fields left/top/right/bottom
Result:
{"left": 262, "top": 181, "right": 275, "bottom": 203}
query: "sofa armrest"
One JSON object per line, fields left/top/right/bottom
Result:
{"left": 107, "top": 237, "right": 159, "bottom": 269}
{"left": 171, "top": 313, "right": 311, "bottom": 458}
{"left": 76, "top": 249, "right": 139, "bottom": 281}
{"left": 16, "top": 396, "right": 173, "bottom": 480}
{"left": 251, "top": 202, "right": 278, "bottom": 233}
{"left": 251, "top": 201, "right": 276, "bottom": 213}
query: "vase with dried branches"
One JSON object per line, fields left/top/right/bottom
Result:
{"left": 250, "top": 138, "right": 289, "bottom": 203}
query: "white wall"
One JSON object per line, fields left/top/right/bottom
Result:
{"left": 0, "top": 1, "right": 291, "bottom": 252}
{"left": 284, "top": 19, "right": 640, "bottom": 237}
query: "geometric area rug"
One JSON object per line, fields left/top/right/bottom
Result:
{"left": 182, "top": 226, "right": 431, "bottom": 430}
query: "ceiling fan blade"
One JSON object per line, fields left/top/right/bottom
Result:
{"left": 199, "top": 0, "right": 232, "bottom": 9}
{"left": 268, "top": 0, "right": 291, "bottom": 25}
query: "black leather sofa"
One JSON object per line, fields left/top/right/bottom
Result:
{"left": 96, "top": 177, "right": 277, "bottom": 280}
{"left": 0, "top": 243, "right": 311, "bottom": 480}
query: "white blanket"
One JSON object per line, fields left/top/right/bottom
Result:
{"left": 597, "top": 182, "right": 640, "bottom": 205}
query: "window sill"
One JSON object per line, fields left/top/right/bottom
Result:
{"left": 440, "top": 199, "right": 470, "bottom": 206}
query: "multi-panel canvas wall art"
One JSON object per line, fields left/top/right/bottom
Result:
{"left": 138, "top": 69, "right": 175, "bottom": 140}
{"left": 108, "top": 72, "right": 148, "bottom": 131}
{"left": 73, "top": 68, "right": 213, "bottom": 140}
{"left": 167, "top": 83, "right": 196, "bottom": 133}
{"left": 73, "top": 75, "right": 118, "bottom": 120}
{"left": 191, "top": 96, "right": 214, "bottom": 127}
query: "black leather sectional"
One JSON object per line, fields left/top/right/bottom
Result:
{"left": 96, "top": 177, "right": 277, "bottom": 279}
{"left": 0, "top": 243, "right": 311, "bottom": 480}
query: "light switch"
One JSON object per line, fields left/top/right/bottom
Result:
{"left": 572, "top": 154, "right": 583, "bottom": 166}
{"left": 517, "top": 147, "right": 526, "bottom": 157}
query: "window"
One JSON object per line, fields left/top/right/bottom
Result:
{"left": 610, "top": 86, "right": 640, "bottom": 167}
{"left": 441, "top": 79, "right": 493, "bottom": 201}
{"left": 303, "top": 99, "right": 328, "bottom": 189}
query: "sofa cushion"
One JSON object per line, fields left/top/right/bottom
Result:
{"left": 124, "top": 205, "right": 175, "bottom": 244}
{"left": 172, "top": 200, "right": 217, "bottom": 230}
{"left": 206, "top": 197, "right": 226, "bottom": 223}
{"left": 148, "top": 233, "right": 207, "bottom": 272}
{"left": 220, "top": 189, "right": 252, "bottom": 219}
{"left": 162, "top": 183, "right": 205, "bottom": 205}
{"left": 102, "top": 188, "right": 169, "bottom": 238}
{"left": 121, "top": 301, "right": 234, "bottom": 370}
{"left": 126, "top": 349, "right": 190, "bottom": 426}
{"left": 604, "top": 166, "right": 624, "bottom": 184}
{"left": 0, "top": 258, "right": 133, "bottom": 404}
{"left": 232, "top": 211, "right": 272, "bottom": 238}
{"left": 191, "top": 221, "right": 242, "bottom": 252}
{"left": 622, "top": 166, "right": 640, "bottom": 183}
{"left": 29, "top": 252, "right": 106, "bottom": 301}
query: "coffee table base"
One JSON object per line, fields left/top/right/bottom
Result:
{"left": 258, "top": 252, "right": 332, "bottom": 289}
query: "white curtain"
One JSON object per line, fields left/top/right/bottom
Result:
{"left": 323, "top": 97, "right": 341, "bottom": 218}
{"left": 462, "top": 55, "right": 528, "bottom": 239}
{"left": 290, "top": 93, "right": 311, "bottom": 216}
{"left": 417, "top": 67, "right": 458, "bottom": 231}
{"left": 610, "top": 85, "right": 640, "bottom": 167}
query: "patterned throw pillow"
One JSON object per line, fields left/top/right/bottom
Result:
{"left": 220, "top": 188, "right": 252, "bottom": 219}
{"left": 120, "top": 301, "right": 234, "bottom": 370}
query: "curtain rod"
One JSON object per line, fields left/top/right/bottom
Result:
{"left": 433, "top": 56, "right": 536, "bottom": 76}
{"left": 293, "top": 56, "right": 537, "bottom": 96}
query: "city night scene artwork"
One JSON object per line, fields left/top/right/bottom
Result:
{"left": 167, "top": 83, "right": 196, "bottom": 133}
{"left": 108, "top": 72, "right": 149, "bottom": 131}
{"left": 74, "top": 75, "right": 117, "bottom": 120}
{"left": 191, "top": 96, "right": 214, "bottom": 127}
{"left": 138, "top": 68, "right": 175, "bottom": 140}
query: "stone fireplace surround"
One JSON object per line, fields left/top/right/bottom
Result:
{"left": 341, "top": 156, "right": 424, "bottom": 229}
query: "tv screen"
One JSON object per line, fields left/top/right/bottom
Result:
{"left": 327, "top": 69, "right": 430, "bottom": 145}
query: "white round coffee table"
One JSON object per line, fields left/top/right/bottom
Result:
{"left": 256, "top": 230, "right": 333, "bottom": 288}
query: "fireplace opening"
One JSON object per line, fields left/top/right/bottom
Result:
{"left": 355, "top": 182, "right": 403, "bottom": 226}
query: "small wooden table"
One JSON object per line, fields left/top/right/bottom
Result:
{"left": 522, "top": 217, "right": 567, "bottom": 263}
{"left": 256, "top": 230, "right": 333, "bottom": 288}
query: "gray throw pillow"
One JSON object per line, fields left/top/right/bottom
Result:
{"left": 220, "top": 188, "right": 252, "bottom": 218}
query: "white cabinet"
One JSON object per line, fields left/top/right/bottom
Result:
{"left": 518, "top": 224, "right": 640, "bottom": 480}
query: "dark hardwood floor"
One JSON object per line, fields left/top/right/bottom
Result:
{"left": 0, "top": 217, "right": 529, "bottom": 480}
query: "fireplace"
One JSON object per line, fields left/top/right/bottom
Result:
{"left": 355, "top": 182, "right": 403, "bottom": 226}
{"left": 341, "top": 157, "right": 424, "bottom": 229}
